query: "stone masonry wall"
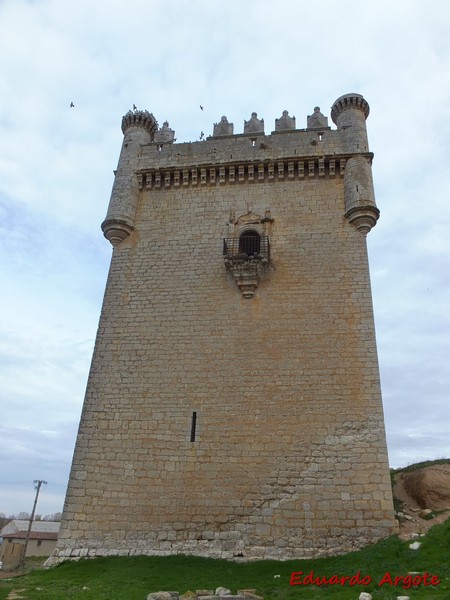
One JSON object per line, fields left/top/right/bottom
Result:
{"left": 51, "top": 96, "right": 396, "bottom": 564}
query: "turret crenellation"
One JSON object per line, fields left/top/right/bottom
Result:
{"left": 329, "top": 93, "right": 370, "bottom": 155}
{"left": 121, "top": 109, "right": 158, "bottom": 137}
{"left": 330, "top": 93, "right": 370, "bottom": 124}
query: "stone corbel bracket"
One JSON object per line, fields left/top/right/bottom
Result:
{"left": 101, "top": 218, "right": 134, "bottom": 246}
{"left": 224, "top": 254, "right": 269, "bottom": 298}
{"left": 345, "top": 205, "right": 380, "bottom": 235}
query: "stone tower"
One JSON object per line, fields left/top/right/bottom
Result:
{"left": 51, "top": 93, "right": 396, "bottom": 564}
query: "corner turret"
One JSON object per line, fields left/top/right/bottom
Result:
{"left": 331, "top": 93, "right": 370, "bottom": 153}
{"left": 332, "top": 93, "right": 379, "bottom": 234}
{"left": 101, "top": 109, "right": 158, "bottom": 245}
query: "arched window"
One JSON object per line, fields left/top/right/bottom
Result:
{"left": 239, "top": 229, "right": 261, "bottom": 255}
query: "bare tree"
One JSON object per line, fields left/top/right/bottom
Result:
{"left": 16, "top": 512, "right": 31, "bottom": 520}
{"left": 43, "top": 512, "right": 62, "bottom": 521}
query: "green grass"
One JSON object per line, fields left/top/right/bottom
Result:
{"left": 394, "top": 458, "right": 450, "bottom": 474}
{"left": 420, "top": 509, "right": 448, "bottom": 521}
{"left": 0, "top": 519, "right": 449, "bottom": 600}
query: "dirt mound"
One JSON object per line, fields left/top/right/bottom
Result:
{"left": 392, "top": 462, "right": 450, "bottom": 539}
{"left": 403, "top": 464, "right": 450, "bottom": 509}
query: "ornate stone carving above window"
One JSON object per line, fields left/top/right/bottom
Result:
{"left": 223, "top": 209, "right": 274, "bottom": 298}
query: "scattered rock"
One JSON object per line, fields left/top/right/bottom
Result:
{"left": 359, "top": 593, "right": 372, "bottom": 600}
{"left": 6, "top": 591, "right": 27, "bottom": 600}
{"left": 419, "top": 508, "right": 432, "bottom": 518}
{"left": 151, "top": 590, "right": 263, "bottom": 600}
{"left": 409, "top": 541, "right": 421, "bottom": 550}
{"left": 396, "top": 511, "right": 414, "bottom": 521}
{"left": 238, "top": 591, "right": 261, "bottom": 599}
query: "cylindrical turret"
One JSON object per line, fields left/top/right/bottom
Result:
{"left": 331, "top": 93, "right": 370, "bottom": 153}
{"left": 331, "top": 94, "right": 379, "bottom": 234}
{"left": 343, "top": 155, "right": 379, "bottom": 234}
{"left": 101, "top": 110, "right": 158, "bottom": 245}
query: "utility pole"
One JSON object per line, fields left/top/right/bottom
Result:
{"left": 20, "top": 480, "right": 47, "bottom": 568}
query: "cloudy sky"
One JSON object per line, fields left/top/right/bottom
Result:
{"left": 1, "top": 0, "right": 449, "bottom": 517}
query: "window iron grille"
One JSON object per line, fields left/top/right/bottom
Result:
{"left": 223, "top": 235, "right": 270, "bottom": 259}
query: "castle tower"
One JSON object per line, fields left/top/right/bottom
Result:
{"left": 51, "top": 93, "right": 396, "bottom": 563}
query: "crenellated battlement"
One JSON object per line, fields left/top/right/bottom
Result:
{"left": 132, "top": 104, "right": 370, "bottom": 190}
{"left": 129, "top": 100, "right": 369, "bottom": 173}
{"left": 140, "top": 127, "right": 347, "bottom": 169}
{"left": 102, "top": 94, "right": 378, "bottom": 245}
{"left": 142, "top": 106, "right": 333, "bottom": 154}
